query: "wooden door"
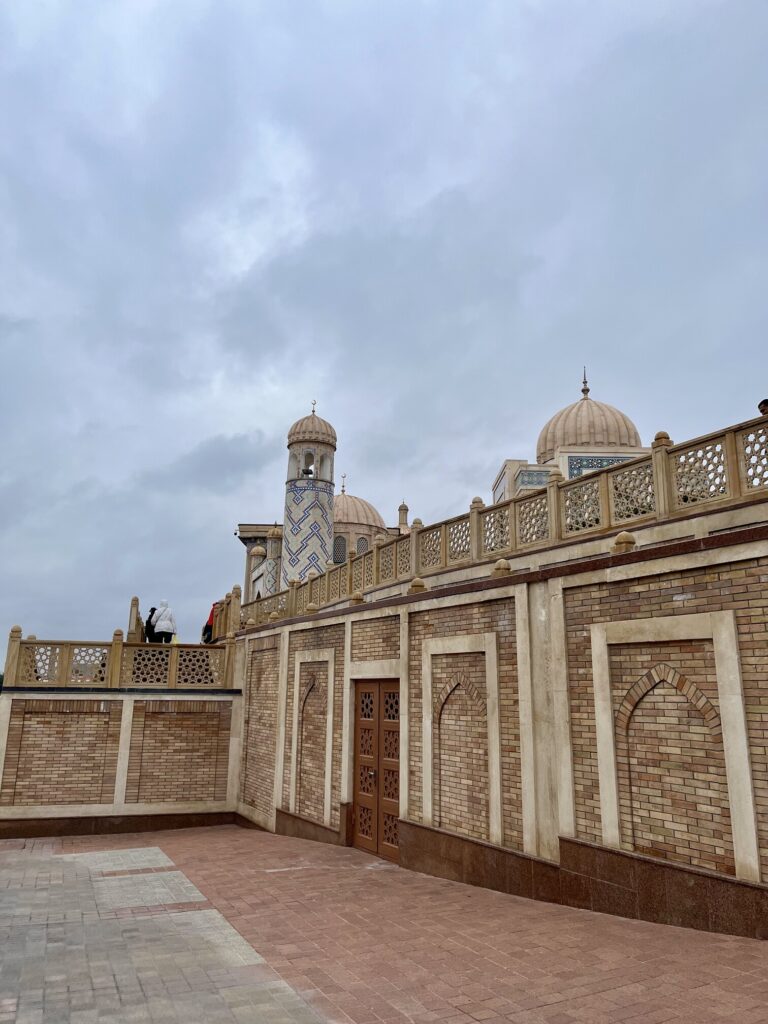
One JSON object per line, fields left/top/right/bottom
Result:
{"left": 353, "top": 681, "right": 400, "bottom": 862}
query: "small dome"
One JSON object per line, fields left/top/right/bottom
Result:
{"left": 536, "top": 378, "right": 642, "bottom": 464}
{"left": 334, "top": 492, "right": 386, "bottom": 530}
{"left": 250, "top": 545, "right": 266, "bottom": 559}
{"left": 287, "top": 408, "right": 337, "bottom": 448}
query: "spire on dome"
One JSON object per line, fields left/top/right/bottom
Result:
{"left": 341, "top": 473, "right": 347, "bottom": 494}
{"left": 311, "top": 399, "right": 317, "bottom": 414}
{"left": 581, "top": 368, "right": 590, "bottom": 399}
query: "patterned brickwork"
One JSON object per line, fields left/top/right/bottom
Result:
{"left": 408, "top": 599, "right": 520, "bottom": 849}
{"left": 0, "top": 699, "right": 121, "bottom": 806}
{"left": 284, "top": 625, "right": 345, "bottom": 828}
{"left": 622, "top": 683, "right": 733, "bottom": 874}
{"left": 296, "top": 663, "right": 327, "bottom": 822}
{"left": 125, "top": 701, "right": 231, "bottom": 804}
{"left": 351, "top": 617, "right": 400, "bottom": 662}
{"left": 281, "top": 480, "right": 334, "bottom": 587}
{"left": 241, "top": 636, "right": 279, "bottom": 819}
{"left": 433, "top": 653, "right": 488, "bottom": 840}
{"left": 564, "top": 557, "right": 768, "bottom": 877}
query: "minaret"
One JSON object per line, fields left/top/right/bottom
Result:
{"left": 281, "top": 403, "right": 337, "bottom": 587}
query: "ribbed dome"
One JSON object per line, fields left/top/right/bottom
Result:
{"left": 334, "top": 492, "right": 386, "bottom": 530}
{"left": 536, "top": 380, "right": 642, "bottom": 465}
{"left": 287, "top": 410, "right": 337, "bottom": 448}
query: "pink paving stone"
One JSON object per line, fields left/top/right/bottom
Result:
{"left": 46, "top": 824, "right": 768, "bottom": 1024}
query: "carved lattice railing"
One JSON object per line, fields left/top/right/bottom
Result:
{"left": 237, "top": 415, "right": 768, "bottom": 626}
{"left": 3, "top": 631, "right": 233, "bottom": 690}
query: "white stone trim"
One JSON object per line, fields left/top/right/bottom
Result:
{"left": 591, "top": 610, "right": 760, "bottom": 883}
{"left": 113, "top": 698, "right": 135, "bottom": 807}
{"left": 399, "top": 609, "right": 410, "bottom": 819}
{"left": 348, "top": 659, "right": 400, "bottom": 678}
{"left": 548, "top": 577, "right": 575, "bottom": 838}
{"left": 340, "top": 621, "right": 353, "bottom": 806}
{"left": 272, "top": 630, "right": 290, "bottom": 824}
{"left": 421, "top": 633, "right": 502, "bottom": 845}
{"left": 289, "top": 647, "right": 335, "bottom": 827}
{"left": 513, "top": 586, "right": 537, "bottom": 855}
{"left": 711, "top": 613, "right": 761, "bottom": 883}
{"left": 0, "top": 695, "right": 12, "bottom": 797}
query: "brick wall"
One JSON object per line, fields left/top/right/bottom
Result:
{"left": 296, "top": 663, "right": 327, "bottom": 822}
{"left": 565, "top": 557, "right": 768, "bottom": 876}
{"left": 241, "top": 636, "right": 279, "bottom": 819}
{"left": 351, "top": 616, "right": 400, "bottom": 661}
{"left": 434, "top": 653, "right": 488, "bottom": 840}
{"left": 623, "top": 683, "right": 733, "bottom": 874}
{"left": 408, "top": 598, "right": 520, "bottom": 848}
{"left": 0, "top": 699, "right": 121, "bottom": 806}
{"left": 125, "top": 700, "right": 231, "bottom": 803}
{"left": 284, "top": 625, "right": 345, "bottom": 827}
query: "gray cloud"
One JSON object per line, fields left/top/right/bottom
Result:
{"left": 1, "top": 0, "right": 766, "bottom": 642}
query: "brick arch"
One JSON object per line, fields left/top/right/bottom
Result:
{"left": 434, "top": 673, "right": 486, "bottom": 722}
{"left": 615, "top": 663, "right": 721, "bottom": 736}
{"left": 300, "top": 672, "right": 326, "bottom": 715}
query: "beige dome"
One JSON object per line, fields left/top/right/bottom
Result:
{"left": 536, "top": 379, "right": 641, "bottom": 465}
{"left": 334, "top": 492, "right": 386, "bottom": 530}
{"left": 287, "top": 409, "right": 337, "bottom": 448}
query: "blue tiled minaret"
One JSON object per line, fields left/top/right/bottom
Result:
{"left": 281, "top": 404, "right": 336, "bottom": 588}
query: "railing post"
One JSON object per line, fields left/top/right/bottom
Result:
{"left": 440, "top": 523, "right": 448, "bottom": 567}
{"left": 224, "top": 632, "right": 236, "bottom": 688}
{"left": 168, "top": 643, "right": 180, "bottom": 689}
{"left": 547, "top": 470, "right": 563, "bottom": 542}
{"left": 287, "top": 579, "right": 299, "bottom": 617}
{"left": 108, "top": 630, "right": 124, "bottom": 688}
{"left": 58, "top": 641, "right": 74, "bottom": 688}
{"left": 347, "top": 556, "right": 355, "bottom": 596}
{"left": 410, "top": 518, "right": 422, "bottom": 579}
{"left": 651, "top": 431, "right": 674, "bottom": 519}
{"left": 373, "top": 535, "right": 386, "bottom": 585}
{"left": 230, "top": 585, "right": 242, "bottom": 632}
{"left": 469, "top": 497, "right": 485, "bottom": 561}
{"left": 723, "top": 427, "right": 743, "bottom": 498}
{"left": 127, "top": 596, "right": 141, "bottom": 642}
{"left": 3, "top": 626, "right": 22, "bottom": 688}
{"left": 598, "top": 470, "right": 611, "bottom": 529}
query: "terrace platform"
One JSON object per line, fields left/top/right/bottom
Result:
{"left": 1, "top": 825, "right": 766, "bottom": 1023}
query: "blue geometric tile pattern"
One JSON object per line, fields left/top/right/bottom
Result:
{"left": 281, "top": 480, "right": 334, "bottom": 587}
{"left": 568, "top": 455, "right": 633, "bottom": 479}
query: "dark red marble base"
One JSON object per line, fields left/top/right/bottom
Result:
{"left": 399, "top": 821, "right": 768, "bottom": 939}
{"left": 0, "top": 811, "right": 245, "bottom": 839}
{"left": 275, "top": 805, "right": 353, "bottom": 847}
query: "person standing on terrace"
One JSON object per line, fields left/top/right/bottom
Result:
{"left": 150, "top": 600, "right": 176, "bottom": 644}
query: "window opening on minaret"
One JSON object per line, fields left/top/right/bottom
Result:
{"left": 302, "top": 451, "right": 315, "bottom": 477}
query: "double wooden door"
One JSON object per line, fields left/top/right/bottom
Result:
{"left": 353, "top": 681, "right": 400, "bottom": 862}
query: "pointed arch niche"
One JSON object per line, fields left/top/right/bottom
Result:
{"left": 590, "top": 612, "right": 760, "bottom": 883}
{"left": 614, "top": 663, "right": 734, "bottom": 875}
{"left": 434, "top": 668, "right": 489, "bottom": 841}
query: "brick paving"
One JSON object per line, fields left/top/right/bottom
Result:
{"left": 2, "top": 826, "right": 768, "bottom": 1023}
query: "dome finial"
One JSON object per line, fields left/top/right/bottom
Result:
{"left": 341, "top": 472, "right": 347, "bottom": 494}
{"left": 311, "top": 399, "right": 317, "bottom": 414}
{"left": 581, "top": 367, "right": 590, "bottom": 399}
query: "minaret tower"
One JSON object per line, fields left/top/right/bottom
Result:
{"left": 281, "top": 403, "right": 337, "bottom": 587}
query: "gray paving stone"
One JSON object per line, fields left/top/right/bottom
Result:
{"left": 92, "top": 871, "right": 205, "bottom": 910}
{"left": 56, "top": 848, "right": 174, "bottom": 873}
{"left": 0, "top": 847, "right": 323, "bottom": 1024}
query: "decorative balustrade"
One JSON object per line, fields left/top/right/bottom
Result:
{"left": 2, "top": 629, "right": 234, "bottom": 690}
{"left": 236, "top": 414, "right": 768, "bottom": 627}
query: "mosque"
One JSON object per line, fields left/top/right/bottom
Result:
{"left": 236, "top": 376, "right": 648, "bottom": 602}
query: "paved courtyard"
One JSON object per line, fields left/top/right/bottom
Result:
{"left": 1, "top": 827, "right": 767, "bottom": 1023}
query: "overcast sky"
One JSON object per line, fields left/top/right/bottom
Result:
{"left": 1, "top": 0, "right": 766, "bottom": 644}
